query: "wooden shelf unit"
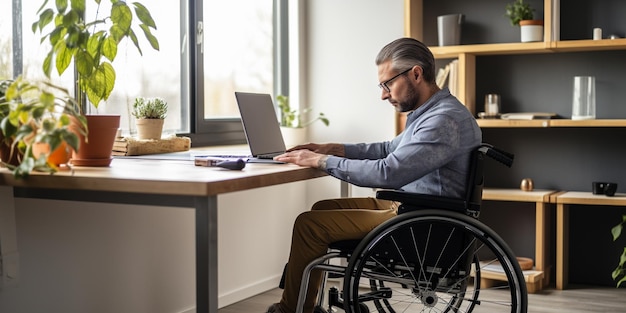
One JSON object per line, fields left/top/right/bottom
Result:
{"left": 477, "top": 119, "right": 626, "bottom": 128}
{"left": 481, "top": 188, "right": 556, "bottom": 293}
{"left": 400, "top": 0, "right": 626, "bottom": 133}
{"left": 553, "top": 191, "right": 626, "bottom": 290}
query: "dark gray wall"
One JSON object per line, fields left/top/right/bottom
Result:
{"left": 422, "top": 0, "right": 626, "bottom": 287}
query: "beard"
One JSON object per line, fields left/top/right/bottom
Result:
{"left": 395, "top": 81, "right": 420, "bottom": 113}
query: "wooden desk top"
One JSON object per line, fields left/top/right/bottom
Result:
{"left": 554, "top": 191, "right": 626, "bottom": 206}
{"left": 0, "top": 148, "right": 327, "bottom": 197}
{"left": 483, "top": 188, "right": 556, "bottom": 202}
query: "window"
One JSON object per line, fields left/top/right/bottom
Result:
{"left": 2, "top": 0, "right": 286, "bottom": 147}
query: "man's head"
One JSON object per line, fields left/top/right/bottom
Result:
{"left": 376, "top": 38, "right": 439, "bottom": 112}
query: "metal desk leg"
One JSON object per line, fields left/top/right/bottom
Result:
{"left": 195, "top": 196, "right": 218, "bottom": 313}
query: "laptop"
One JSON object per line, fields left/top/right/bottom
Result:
{"left": 197, "top": 92, "right": 286, "bottom": 163}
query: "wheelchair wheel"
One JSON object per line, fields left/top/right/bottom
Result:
{"left": 343, "top": 209, "right": 527, "bottom": 313}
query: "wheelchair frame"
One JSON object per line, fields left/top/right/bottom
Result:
{"left": 295, "top": 144, "right": 528, "bottom": 313}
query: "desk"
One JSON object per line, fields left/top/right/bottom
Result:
{"left": 0, "top": 155, "right": 326, "bottom": 313}
{"left": 554, "top": 191, "right": 626, "bottom": 290}
{"left": 482, "top": 188, "right": 556, "bottom": 293}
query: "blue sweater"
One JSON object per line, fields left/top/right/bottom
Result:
{"left": 325, "top": 88, "right": 482, "bottom": 198}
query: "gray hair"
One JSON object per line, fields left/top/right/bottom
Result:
{"left": 375, "top": 38, "right": 436, "bottom": 83}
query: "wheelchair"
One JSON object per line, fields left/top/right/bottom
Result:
{"left": 294, "top": 143, "right": 528, "bottom": 313}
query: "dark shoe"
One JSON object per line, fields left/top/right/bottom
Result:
{"left": 266, "top": 303, "right": 287, "bottom": 313}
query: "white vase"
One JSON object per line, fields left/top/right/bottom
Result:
{"left": 135, "top": 118, "right": 164, "bottom": 140}
{"left": 519, "top": 20, "right": 544, "bottom": 42}
{"left": 280, "top": 126, "right": 307, "bottom": 148}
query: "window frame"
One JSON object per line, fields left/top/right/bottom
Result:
{"left": 6, "top": 0, "right": 289, "bottom": 147}
{"left": 187, "top": 0, "right": 289, "bottom": 147}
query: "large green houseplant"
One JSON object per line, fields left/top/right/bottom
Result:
{"left": 0, "top": 77, "right": 87, "bottom": 178}
{"left": 33, "top": 0, "right": 159, "bottom": 108}
{"left": 32, "top": 0, "right": 160, "bottom": 166}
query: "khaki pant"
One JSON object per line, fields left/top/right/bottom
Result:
{"left": 280, "top": 197, "right": 397, "bottom": 313}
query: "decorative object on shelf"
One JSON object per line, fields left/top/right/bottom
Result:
{"left": 520, "top": 178, "right": 534, "bottom": 191}
{"left": 484, "top": 94, "right": 501, "bottom": 117}
{"left": 132, "top": 97, "right": 168, "bottom": 140}
{"left": 33, "top": 0, "right": 160, "bottom": 166}
{"left": 276, "top": 94, "right": 329, "bottom": 147}
{"left": 572, "top": 76, "right": 596, "bottom": 120}
{"left": 593, "top": 28, "right": 603, "bottom": 40}
{"left": 592, "top": 181, "right": 618, "bottom": 197}
{"left": 505, "top": 0, "right": 544, "bottom": 42}
{"left": 437, "top": 14, "right": 463, "bottom": 46}
{"left": 0, "top": 77, "right": 87, "bottom": 179}
{"left": 611, "top": 214, "right": 626, "bottom": 287}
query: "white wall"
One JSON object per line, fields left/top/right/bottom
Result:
{"left": 0, "top": 1, "right": 405, "bottom": 312}
{"left": 303, "top": 0, "right": 405, "bottom": 203}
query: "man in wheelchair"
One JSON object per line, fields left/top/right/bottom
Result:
{"left": 271, "top": 37, "right": 482, "bottom": 313}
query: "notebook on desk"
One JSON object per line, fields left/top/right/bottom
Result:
{"left": 197, "top": 92, "right": 286, "bottom": 164}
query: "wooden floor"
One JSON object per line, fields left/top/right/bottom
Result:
{"left": 218, "top": 285, "right": 626, "bottom": 313}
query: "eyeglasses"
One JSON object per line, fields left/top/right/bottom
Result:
{"left": 378, "top": 67, "right": 412, "bottom": 92}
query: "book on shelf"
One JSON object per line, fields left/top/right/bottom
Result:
{"left": 436, "top": 59, "right": 459, "bottom": 98}
{"left": 112, "top": 135, "right": 191, "bottom": 156}
{"left": 500, "top": 112, "right": 558, "bottom": 120}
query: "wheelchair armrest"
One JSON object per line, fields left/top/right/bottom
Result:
{"left": 376, "top": 189, "right": 467, "bottom": 212}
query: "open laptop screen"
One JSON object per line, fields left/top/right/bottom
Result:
{"left": 234, "top": 92, "right": 287, "bottom": 158}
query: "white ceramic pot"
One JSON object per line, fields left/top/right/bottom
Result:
{"left": 519, "top": 20, "right": 544, "bottom": 42}
{"left": 280, "top": 126, "right": 307, "bottom": 148}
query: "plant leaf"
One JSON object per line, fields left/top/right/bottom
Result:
{"left": 85, "top": 62, "right": 116, "bottom": 107}
{"left": 133, "top": 2, "right": 156, "bottom": 29}
{"left": 612, "top": 223, "right": 623, "bottom": 241}
{"left": 43, "top": 51, "right": 54, "bottom": 77}
{"left": 128, "top": 29, "right": 142, "bottom": 55}
{"left": 55, "top": 0, "right": 68, "bottom": 13}
{"left": 55, "top": 43, "right": 73, "bottom": 75}
{"left": 62, "top": 9, "right": 79, "bottom": 26}
{"left": 75, "top": 49, "right": 95, "bottom": 77}
{"left": 70, "top": 0, "right": 85, "bottom": 16}
{"left": 36, "top": 9, "right": 55, "bottom": 33}
{"left": 49, "top": 26, "right": 65, "bottom": 46}
{"left": 139, "top": 24, "right": 159, "bottom": 51}
{"left": 111, "top": 2, "right": 132, "bottom": 33}
{"left": 102, "top": 36, "right": 118, "bottom": 61}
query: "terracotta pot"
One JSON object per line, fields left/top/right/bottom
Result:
{"left": 135, "top": 118, "right": 164, "bottom": 140}
{"left": 71, "top": 115, "right": 120, "bottom": 167}
{"left": 32, "top": 141, "right": 72, "bottom": 166}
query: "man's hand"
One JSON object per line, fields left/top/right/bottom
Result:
{"left": 286, "top": 143, "right": 345, "bottom": 156}
{"left": 274, "top": 149, "right": 327, "bottom": 168}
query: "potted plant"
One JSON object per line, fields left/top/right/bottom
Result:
{"left": 0, "top": 76, "right": 87, "bottom": 179}
{"left": 505, "top": 0, "right": 543, "bottom": 42}
{"left": 276, "top": 94, "right": 329, "bottom": 147}
{"left": 611, "top": 215, "right": 626, "bottom": 287}
{"left": 132, "top": 97, "right": 168, "bottom": 140}
{"left": 32, "top": 0, "right": 159, "bottom": 166}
